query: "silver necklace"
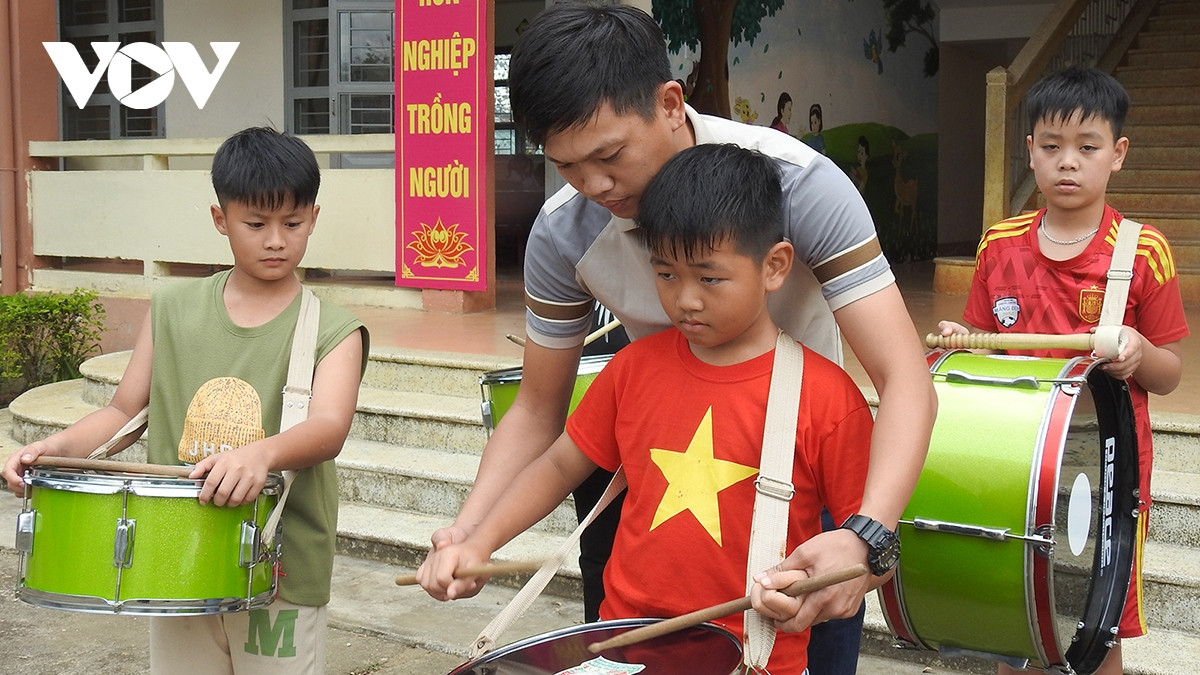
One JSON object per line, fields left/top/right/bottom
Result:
{"left": 1039, "top": 220, "right": 1098, "bottom": 246}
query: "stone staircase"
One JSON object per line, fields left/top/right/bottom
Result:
{"left": 934, "top": 0, "right": 1200, "bottom": 305}
{"left": 4, "top": 346, "right": 1200, "bottom": 673}
{"left": 1108, "top": 0, "right": 1200, "bottom": 305}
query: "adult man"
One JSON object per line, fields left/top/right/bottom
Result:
{"left": 426, "top": 3, "right": 936, "bottom": 669}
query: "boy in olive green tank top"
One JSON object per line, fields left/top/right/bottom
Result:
{"left": 3, "top": 127, "right": 369, "bottom": 674}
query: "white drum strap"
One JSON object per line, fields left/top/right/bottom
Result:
{"left": 262, "top": 286, "right": 320, "bottom": 547}
{"left": 87, "top": 406, "right": 149, "bottom": 460}
{"left": 470, "top": 468, "right": 629, "bottom": 659}
{"left": 1099, "top": 218, "right": 1143, "bottom": 328}
{"left": 744, "top": 331, "right": 803, "bottom": 670}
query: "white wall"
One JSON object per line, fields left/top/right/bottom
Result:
{"left": 163, "top": 1, "right": 286, "bottom": 140}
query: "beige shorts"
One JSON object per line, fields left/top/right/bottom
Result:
{"left": 150, "top": 598, "right": 327, "bottom": 674}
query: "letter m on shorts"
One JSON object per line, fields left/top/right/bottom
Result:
{"left": 244, "top": 608, "right": 299, "bottom": 658}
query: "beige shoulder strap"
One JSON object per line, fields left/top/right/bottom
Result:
{"left": 471, "top": 468, "right": 628, "bottom": 657}
{"left": 744, "top": 331, "right": 804, "bottom": 669}
{"left": 1099, "top": 217, "right": 1142, "bottom": 327}
{"left": 262, "top": 286, "right": 320, "bottom": 546}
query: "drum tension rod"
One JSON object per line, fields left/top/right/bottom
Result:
{"left": 906, "top": 518, "right": 1055, "bottom": 551}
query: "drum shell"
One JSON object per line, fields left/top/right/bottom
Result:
{"left": 449, "top": 618, "right": 745, "bottom": 674}
{"left": 479, "top": 354, "right": 611, "bottom": 432}
{"left": 18, "top": 468, "right": 280, "bottom": 614}
{"left": 879, "top": 351, "right": 1138, "bottom": 674}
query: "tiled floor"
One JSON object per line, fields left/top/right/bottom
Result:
{"left": 352, "top": 261, "right": 1198, "bottom": 417}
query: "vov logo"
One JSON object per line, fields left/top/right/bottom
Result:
{"left": 43, "top": 42, "right": 239, "bottom": 110}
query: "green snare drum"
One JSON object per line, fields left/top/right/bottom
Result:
{"left": 880, "top": 351, "right": 1138, "bottom": 675}
{"left": 16, "top": 467, "right": 281, "bottom": 615}
{"left": 479, "top": 354, "right": 612, "bottom": 433}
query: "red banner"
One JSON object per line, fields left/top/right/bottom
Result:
{"left": 395, "top": 0, "right": 490, "bottom": 290}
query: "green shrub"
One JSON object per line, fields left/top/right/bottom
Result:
{"left": 0, "top": 289, "right": 106, "bottom": 400}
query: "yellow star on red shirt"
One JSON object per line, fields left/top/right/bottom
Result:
{"left": 649, "top": 406, "right": 759, "bottom": 546}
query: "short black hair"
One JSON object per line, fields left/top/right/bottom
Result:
{"left": 509, "top": 2, "right": 672, "bottom": 149}
{"left": 636, "top": 144, "right": 784, "bottom": 262}
{"left": 1026, "top": 66, "right": 1130, "bottom": 139}
{"left": 211, "top": 127, "right": 320, "bottom": 211}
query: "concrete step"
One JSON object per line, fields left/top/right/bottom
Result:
{"left": 1118, "top": 145, "right": 1200, "bottom": 170}
{"left": 1150, "top": 470, "right": 1200, "bottom": 548}
{"left": 1117, "top": 64, "right": 1200, "bottom": 86}
{"left": 863, "top": 590, "right": 1200, "bottom": 675}
{"left": 1123, "top": 46, "right": 1200, "bottom": 69}
{"left": 362, "top": 347, "right": 518, "bottom": 399}
{"left": 1108, "top": 188, "right": 1200, "bottom": 215}
{"left": 352, "top": 385, "right": 487, "bottom": 454}
{"left": 336, "top": 501, "right": 584, "bottom": 600}
{"left": 71, "top": 349, "right": 497, "bottom": 455}
{"left": 1157, "top": 0, "right": 1200, "bottom": 17}
{"left": 1111, "top": 167, "right": 1200, "bottom": 190}
{"left": 1127, "top": 103, "right": 1200, "bottom": 125}
{"left": 335, "top": 438, "right": 579, "bottom": 536}
{"left": 1132, "top": 216, "right": 1200, "bottom": 241}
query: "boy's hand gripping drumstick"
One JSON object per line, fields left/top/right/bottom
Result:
{"left": 584, "top": 563, "right": 869, "bottom": 654}
{"left": 394, "top": 559, "right": 547, "bottom": 587}
{"left": 925, "top": 325, "right": 1127, "bottom": 359}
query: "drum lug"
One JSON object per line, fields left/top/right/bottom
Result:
{"left": 15, "top": 510, "right": 35, "bottom": 554}
{"left": 240, "top": 520, "right": 270, "bottom": 567}
{"left": 480, "top": 400, "right": 494, "bottom": 434}
{"left": 113, "top": 518, "right": 136, "bottom": 568}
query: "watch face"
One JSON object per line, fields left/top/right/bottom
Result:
{"left": 875, "top": 540, "right": 901, "bottom": 571}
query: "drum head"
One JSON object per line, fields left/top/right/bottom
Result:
{"left": 449, "top": 618, "right": 742, "bottom": 674}
{"left": 1047, "top": 365, "right": 1139, "bottom": 674}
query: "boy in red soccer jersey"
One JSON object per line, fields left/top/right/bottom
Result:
{"left": 939, "top": 66, "right": 1188, "bottom": 675}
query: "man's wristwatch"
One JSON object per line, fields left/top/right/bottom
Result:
{"left": 839, "top": 514, "right": 900, "bottom": 576}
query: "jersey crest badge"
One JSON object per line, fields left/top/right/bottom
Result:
{"left": 1079, "top": 286, "right": 1104, "bottom": 324}
{"left": 992, "top": 297, "right": 1020, "bottom": 328}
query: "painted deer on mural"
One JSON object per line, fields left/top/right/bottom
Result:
{"left": 892, "top": 140, "right": 919, "bottom": 230}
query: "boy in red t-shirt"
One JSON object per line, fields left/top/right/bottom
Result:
{"left": 419, "top": 144, "right": 877, "bottom": 673}
{"left": 939, "top": 66, "right": 1188, "bottom": 675}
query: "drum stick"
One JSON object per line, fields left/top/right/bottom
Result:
{"left": 505, "top": 334, "right": 527, "bottom": 347}
{"left": 925, "top": 325, "right": 1126, "bottom": 359}
{"left": 583, "top": 319, "right": 622, "bottom": 347}
{"left": 32, "top": 456, "right": 193, "bottom": 478}
{"left": 394, "top": 559, "right": 547, "bottom": 587}
{"left": 585, "top": 563, "right": 869, "bottom": 654}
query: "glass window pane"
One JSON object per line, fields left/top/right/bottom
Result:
{"left": 118, "top": 0, "right": 154, "bottom": 23}
{"left": 121, "top": 105, "right": 159, "bottom": 137}
{"left": 62, "top": 0, "right": 109, "bottom": 27}
{"left": 343, "top": 94, "right": 393, "bottom": 134}
{"left": 493, "top": 53, "right": 509, "bottom": 82}
{"left": 65, "top": 105, "right": 112, "bottom": 140}
{"left": 494, "top": 85, "right": 511, "bottom": 124}
{"left": 495, "top": 129, "right": 515, "bottom": 155}
{"left": 295, "top": 98, "right": 331, "bottom": 135}
{"left": 294, "top": 19, "right": 330, "bottom": 87}
{"left": 340, "top": 11, "right": 393, "bottom": 83}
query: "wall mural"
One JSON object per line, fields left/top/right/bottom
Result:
{"left": 660, "top": 0, "right": 939, "bottom": 263}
